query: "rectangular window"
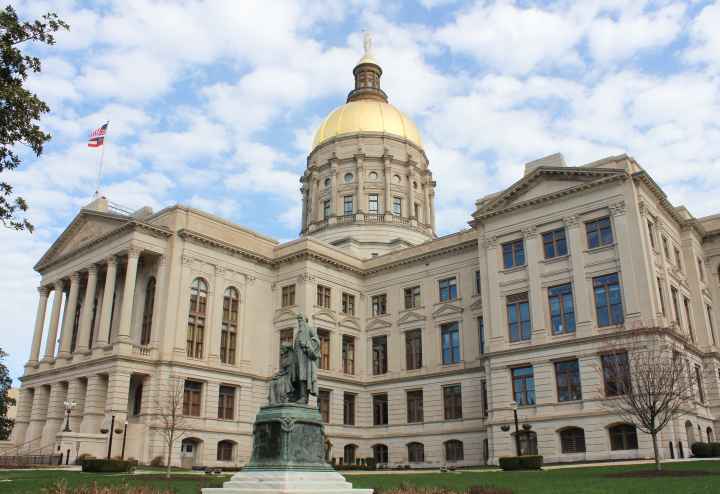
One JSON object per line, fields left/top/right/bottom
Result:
{"left": 674, "top": 247, "right": 683, "bottom": 271}
{"left": 480, "top": 380, "right": 488, "bottom": 417}
{"left": 512, "top": 366, "right": 535, "bottom": 406}
{"left": 342, "top": 335, "right": 355, "bottom": 375}
{"left": 548, "top": 283, "right": 575, "bottom": 335}
{"left": 405, "top": 329, "right": 423, "bottom": 371}
{"left": 478, "top": 317, "right": 485, "bottom": 355}
{"left": 441, "top": 322, "right": 461, "bottom": 365}
{"left": 183, "top": 380, "right": 202, "bottom": 417}
{"left": 392, "top": 197, "right": 402, "bottom": 216}
{"left": 707, "top": 305, "right": 717, "bottom": 345}
{"left": 443, "top": 384, "right": 463, "bottom": 420}
{"left": 368, "top": 194, "right": 379, "bottom": 214}
{"left": 218, "top": 385, "right": 235, "bottom": 420}
{"left": 647, "top": 220, "right": 656, "bottom": 249}
{"left": 439, "top": 277, "right": 458, "bottom": 302}
{"left": 657, "top": 278, "right": 666, "bottom": 315}
{"left": 671, "top": 286, "right": 681, "bottom": 326}
{"left": 406, "top": 390, "right": 424, "bottom": 423}
{"left": 323, "top": 200, "right": 331, "bottom": 220}
{"left": 342, "top": 293, "right": 355, "bottom": 316}
{"left": 502, "top": 239, "right": 525, "bottom": 269}
{"left": 372, "top": 294, "right": 387, "bottom": 316}
{"left": 586, "top": 217, "right": 613, "bottom": 249}
{"left": 317, "top": 284, "right": 331, "bottom": 309}
{"left": 343, "top": 393, "right": 356, "bottom": 426}
{"left": 593, "top": 273, "right": 624, "bottom": 327}
{"left": 373, "top": 394, "right": 388, "bottom": 425}
{"left": 343, "top": 195, "right": 353, "bottom": 216}
{"left": 318, "top": 329, "right": 330, "bottom": 370}
{"left": 662, "top": 236, "right": 671, "bottom": 260}
{"left": 404, "top": 286, "right": 421, "bottom": 309}
{"left": 555, "top": 360, "right": 582, "bottom": 402}
{"left": 695, "top": 365, "right": 705, "bottom": 403}
{"left": 318, "top": 389, "right": 330, "bottom": 423}
{"left": 543, "top": 228, "right": 568, "bottom": 259}
{"left": 474, "top": 270, "right": 482, "bottom": 296}
{"left": 684, "top": 297, "right": 695, "bottom": 343}
{"left": 602, "top": 352, "right": 630, "bottom": 397}
{"left": 507, "top": 292, "right": 532, "bottom": 341}
{"left": 699, "top": 258, "right": 705, "bottom": 282}
{"left": 372, "top": 335, "right": 388, "bottom": 375}
{"left": 281, "top": 284, "right": 295, "bottom": 307}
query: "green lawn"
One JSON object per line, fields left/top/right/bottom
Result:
{"left": 1, "top": 461, "right": 719, "bottom": 494}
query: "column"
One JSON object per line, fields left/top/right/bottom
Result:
{"left": 26, "top": 385, "right": 50, "bottom": 449}
{"left": 105, "top": 371, "right": 131, "bottom": 457}
{"left": 117, "top": 248, "right": 140, "bottom": 342}
{"left": 611, "top": 201, "right": 644, "bottom": 323}
{"left": 565, "top": 215, "right": 593, "bottom": 337}
{"left": 81, "top": 374, "right": 107, "bottom": 433}
{"left": 423, "top": 178, "right": 431, "bottom": 226}
{"left": 429, "top": 182, "right": 436, "bottom": 233}
{"left": 208, "top": 265, "right": 225, "bottom": 362}
{"left": 42, "top": 382, "right": 67, "bottom": 450}
{"left": 58, "top": 272, "right": 81, "bottom": 359}
{"left": 66, "top": 378, "right": 86, "bottom": 432}
{"left": 383, "top": 155, "right": 392, "bottom": 217}
{"left": 43, "top": 280, "right": 65, "bottom": 361}
{"left": 28, "top": 286, "right": 50, "bottom": 365}
{"left": 10, "top": 388, "right": 33, "bottom": 446}
{"left": 356, "top": 154, "right": 365, "bottom": 213}
{"left": 524, "top": 227, "right": 546, "bottom": 344}
{"left": 300, "top": 184, "right": 307, "bottom": 232}
{"left": 77, "top": 265, "right": 98, "bottom": 353}
{"left": 150, "top": 255, "right": 168, "bottom": 348}
{"left": 407, "top": 168, "right": 415, "bottom": 219}
{"left": 96, "top": 256, "right": 118, "bottom": 346}
{"left": 331, "top": 160, "right": 341, "bottom": 217}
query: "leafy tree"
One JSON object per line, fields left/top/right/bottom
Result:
{"left": 0, "top": 347, "right": 14, "bottom": 440}
{"left": 0, "top": 5, "right": 68, "bottom": 232}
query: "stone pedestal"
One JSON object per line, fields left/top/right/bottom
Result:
{"left": 203, "top": 404, "right": 371, "bottom": 494}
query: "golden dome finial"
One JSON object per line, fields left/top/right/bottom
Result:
{"left": 348, "top": 31, "right": 386, "bottom": 103}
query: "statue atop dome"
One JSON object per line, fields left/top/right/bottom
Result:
{"left": 363, "top": 31, "right": 373, "bottom": 57}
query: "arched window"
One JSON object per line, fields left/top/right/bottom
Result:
{"left": 407, "top": 442, "right": 424, "bottom": 463}
{"left": 444, "top": 440, "right": 464, "bottom": 462}
{"left": 344, "top": 444, "right": 357, "bottom": 465}
{"left": 372, "top": 444, "right": 388, "bottom": 464}
{"left": 514, "top": 431, "right": 538, "bottom": 455}
{"left": 140, "top": 277, "right": 156, "bottom": 345}
{"left": 685, "top": 420, "right": 695, "bottom": 446}
{"left": 708, "top": 427, "right": 714, "bottom": 442}
{"left": 559, "top": 427, "right": 586, "bottom": 454}
{"left": 187, "top": 278, "right": 208, "bottom": 358}
{"left": 221, "top": 287, "right": 239, "bottom": 365}
{"left": 217, "top": 440, "right": 235, "bottom": 462}
{"left": 609, "top": 424, "right": 638, "bottom": 450}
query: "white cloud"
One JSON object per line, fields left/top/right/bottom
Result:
{"left": 685, "top": 1, "right": 720, "bottom": 71}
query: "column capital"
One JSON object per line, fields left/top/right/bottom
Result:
{"left": 127, "top": 247, "right": 142, "bottom": 259}
{"left": 86, "top": 264, "right": 98, "bottom": 276}
{"left": 563, "top": 215, "right": 580, "bottom": 228}
{"left": 610, "top": 200, "right": 627, "bottom": 217}
{"left": 53, "top": 279, "right": 64, "bottom": 291}
{"left": 523, "top": 226, "right": 538, "bottom": 239}
{"left": 158, "top": 254, "right": 168, "bottom": 265}
{"left": 106, "top": 255, "right": 118, "bottom": 267}
{"left": 37, "top": 286, "right": 50, "bottom": 297}
{"left": 70, "top": 272, "right": 81, "bottom": 282}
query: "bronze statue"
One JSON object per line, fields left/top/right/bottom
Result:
{"left": 268, "top": 314, "right": 320, "bottom": 405}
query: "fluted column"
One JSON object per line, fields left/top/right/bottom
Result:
{"left": 77, "top": 265, "right": 98, "bottom": 353}
{"left": 41, "top": 382, "right": 67, "bottom": 450}
{"left": 43, "top": 281, "right": 65, "bottom": 361}
{"left": 80, "top": 374, "right": 107, "bottom": 433}
{"left": 58, "top": 272, "right": 81, "bottom": 359}
{"left": 117, "top": 248, "right": 140, "bottom": 342}
{"left": 28, "top": 286, "right": 50, "bottom": 365}
{"left": 96, "top": 256, "right": 118, "bottom": 346}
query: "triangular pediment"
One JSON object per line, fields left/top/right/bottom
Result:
{"left": 274, "top": 308, "right": 299, "bottom": 324}
{"left": 398, "top": 310, "right": 426, "bottom": 326}
{"left": 35, "top": 209, "right": 132, "bottom": 271}
{"left": 432, "top": 303, "right": 464, "bottom": 319}
{"left": 339, "top": 317, "right": 361, "bottom": 331}
{"left": 474, "top": 167, "right": 627, "bottom": 218}
{"left": 367, "top": 317, "right": 393, "bottom": 331}
{"left": 312, "top": 309, "right": 337, "bottom": 326}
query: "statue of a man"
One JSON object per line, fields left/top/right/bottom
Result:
{"left": 268, "top": 343, "right": 295, "bottom": 405}
{"left": 290, "top": 314, "right": 320, "bottom": 404}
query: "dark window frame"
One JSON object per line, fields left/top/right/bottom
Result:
{"left": 542, "top": 228, "right": 568, "bottom": 259}
{"left": 586, "top": 217, "right": 614, "bottom": 249}
{"left": 502, "top": 239, "right": 526, "bottom": 269}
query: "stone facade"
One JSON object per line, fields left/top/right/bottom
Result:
{"left": 9, "top": 53, "right": 720, "bottom": 469}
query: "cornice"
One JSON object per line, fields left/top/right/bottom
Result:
{"left": 178, "top": 229, "right": 274, "bottom": 267}
{"left": 363, "top": 238, "right": 478, "bottom": 276}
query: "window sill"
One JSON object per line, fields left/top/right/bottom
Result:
{"left": 584, "top": 243, "right": 616, "bottom": 254}
{"left": 541, "top": 254, "right": 570, "bottom": 265}
{"left": 443, "top": 417, "right": 464, "bottom": 422}
{"left": 597, "top": 323, "right": 625, "bottom": 330}
{"left": 501, "top": 265, "right": 527, "bottom": 274}
{"left": 551, "top": 331, "right": 577, "bottom": 338}
{"left": 438, "top": 297, "right": 461, "bottom": 304}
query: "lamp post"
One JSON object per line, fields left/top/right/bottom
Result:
{"left": 62, "top": 400, "right": 77, "bottom": 432}
{"left": 510, "top": 401, "right": 521, "bottom": 456}
{"left": 102, "top": 415, "right": 116, "bottom": 460}
{"left": 120, "top": 421, "right": 128, "bottom": 460}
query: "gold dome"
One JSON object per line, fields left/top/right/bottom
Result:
{"left": 312, "top": 100, "right": 423, "bottom": 149}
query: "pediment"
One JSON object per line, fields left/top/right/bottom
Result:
{"left": 274, "top": 308, "right": 299, "bottom": 324}
{"left": 475, "top": 168, "right": 626, "bottom": 218}
{"left": 312, "top": 309, "right": 337, "bottom": 326}
{"left": 339, "top": 317, "right": 361, "bottom": 331}
{"left": 432, "top": 303, "right": 464, "bottom": 319}
{"left": 35, "top": 210, "right": 131, "bottom": 270}
{"left": 398, "top": 310, "right": 426, "bottom": 326}
{"left": 366, "top": 317, "right": 393, "bottom": 331}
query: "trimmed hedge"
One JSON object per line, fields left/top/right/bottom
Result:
{"left": 498, "top": 455, "right": 543, "bottom": 471}
{"left": 691, "top": 442, "right": 720, "bottom": 458}
{"left": 81, "top": 459, "right": 135, "bottom": 473}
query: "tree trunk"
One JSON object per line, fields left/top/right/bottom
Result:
{"left": 166, "top": 439, "right": 173, "bottom": 479}
{"left": 651, "top": 432, "right": 662, "bottom": 472}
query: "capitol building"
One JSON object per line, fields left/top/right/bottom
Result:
{"left": 7, "top": 46, "right": 720, "bottom": 469}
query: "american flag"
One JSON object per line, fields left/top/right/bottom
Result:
{"left": 88, "top": 122, "right": 108, "bottom": 148}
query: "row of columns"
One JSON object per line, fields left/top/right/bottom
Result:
{"left": 27, "top": 248, "right": 145, "bottom": 366}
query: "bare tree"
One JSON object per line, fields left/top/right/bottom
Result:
{"left": 599, "top": 332, "right": 697, "bottom": 471}
{"left": 154, "top": 377, "right": 188, "bottom": 478}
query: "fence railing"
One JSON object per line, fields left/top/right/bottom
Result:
{"left": 0, "top": 454, "right": 62, "bottom": 466}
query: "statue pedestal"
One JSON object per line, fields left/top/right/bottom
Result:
{"left": 202, "top": 404, "right": 372, "bottom": 494}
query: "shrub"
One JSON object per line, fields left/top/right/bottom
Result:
{"left": 691, "top": 442, "right": 713, "bottom": 457}
{"left": 712, "top": 443, "right": 720, "bottom": 457}
{"left": 81, "top": 459, "right": 135, "bottom": 473}
{"left": 498, "top": 455, "right": 543, "bottom": 471}
{"left": 43, "top": 481, "right": 173, "bottom": 494}
{"left": 149, "top": 456, "right": 164, "bottom": 467}
{"left": 75, "top": 454, "right": 95, "bottom": 465}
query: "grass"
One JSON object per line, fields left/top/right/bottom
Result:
{"left": 349, "top": 460, "right": 720, "bottom": 494}
{"left": 1, "top": 461, "right": 719, "bottom": 494}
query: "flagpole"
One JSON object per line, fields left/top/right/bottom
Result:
{"left": 94, "top": 121, "right": 109, "bottom": 198}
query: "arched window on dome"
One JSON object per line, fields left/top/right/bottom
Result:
{"left": 221, "top": 286, "right": 239, "bottom": 365}
{"left": 140, "top": 277, "right": 156, "bottom": 345}
{"left": 187, "top": 278, "right": 208, "bottom": 359}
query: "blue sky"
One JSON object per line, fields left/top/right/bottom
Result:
{"left": 3, "top": 0, "right": 720, "bottom": 382}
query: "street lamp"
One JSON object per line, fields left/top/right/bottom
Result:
{"left": 62, "top": 400, "right": 77, "bottom": 432}
{"left": 510, "top": 401, "right": 521, "bottom": 456}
